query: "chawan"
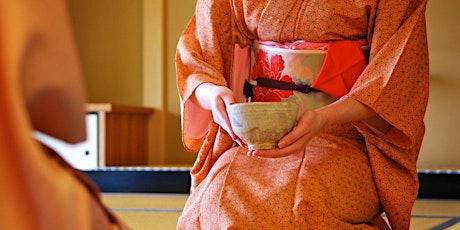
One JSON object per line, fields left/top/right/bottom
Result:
{"left": 227, "top": 102, "right": 299, "bottom": 150}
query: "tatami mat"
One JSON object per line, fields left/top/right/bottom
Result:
{"left": 102, "top": 193, "right": 460, "bottom": 230}
{"left": 103, "top": 194, "right": 187, "bottom": 230}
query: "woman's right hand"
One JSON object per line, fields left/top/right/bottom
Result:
{"left": 192, "top": 83, "right": 245, "bottom": 146}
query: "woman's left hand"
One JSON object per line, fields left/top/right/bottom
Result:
{"left": 247, "top": 110, "right": 325, "bottom": 158}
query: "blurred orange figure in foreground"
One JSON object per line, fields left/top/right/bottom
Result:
{"left": 0, "top": 1, "right": 129, "bottom": 229}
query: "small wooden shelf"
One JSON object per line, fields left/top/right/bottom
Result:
{"left": 87, "top": 103, "right": 154, "bottom": 167}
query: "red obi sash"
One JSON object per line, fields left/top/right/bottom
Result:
{"left": 245, "top": 40, "right": 368, "bottom": 100}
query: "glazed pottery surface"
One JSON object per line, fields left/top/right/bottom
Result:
{"left": 227, "top": 102, "right": 298, "bottom": 150}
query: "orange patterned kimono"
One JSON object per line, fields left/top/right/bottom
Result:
{"left": 176, "top": 0, "right": 429, "bottom": 229}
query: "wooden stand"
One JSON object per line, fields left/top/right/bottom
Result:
{"left": 86, "top": 103, "right": 154, "bottom": 166}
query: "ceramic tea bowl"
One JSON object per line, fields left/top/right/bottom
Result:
{"left": 226, "top": 102, "right": 298, "bottom": 150}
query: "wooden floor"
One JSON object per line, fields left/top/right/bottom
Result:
{"left": 102, "top": 193, "right": 460, "bottom": 230}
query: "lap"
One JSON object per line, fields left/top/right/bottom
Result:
{"left": 178, "top": 125, "right": 386, "bottom": 229}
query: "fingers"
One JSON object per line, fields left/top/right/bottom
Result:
{"left": 278, "top": 110, "right": 319, "bottom": 148}
{"left": 248, "top": 134, "right": 310, "bottom": 158}
{"left": 212, "top": 97, "right": 232, "bottom": 131}
{"left": 195, "top": 83, "right": 246, "bottom": 145}
{"left": 208, "top": 86, "right": 244, "bottom": 144}
{"left": 278, "top": 124, "right": 305, "bottom": 148}
{"left": 235, "top": 138, "right": 247, "bottom": 148}
{"left": 247, "top": 112, "right": 319, "bottom": 158}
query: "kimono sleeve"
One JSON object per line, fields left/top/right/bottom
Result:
{"left": 347, "top": 1, "right": 429, "bottom": 229}
{"left": 348, "top": 0, "right": 429, "bottom": 149}
{"left": 175, "top": 0, "right": 245, "bottom": 152}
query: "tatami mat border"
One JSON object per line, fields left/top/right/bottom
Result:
{"left": 417, "top": 170, "right": 460, "bottom": 199}
{"left": 431, "top": 217, "right": 460, "bottom": 230}
{"left": 85, "top": 167, "right": 191, "bottom": 193}
{"left": 84, "top": 168, "right": 460, "bottom": 199}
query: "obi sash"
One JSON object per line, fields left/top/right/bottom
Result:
{"left": 240, "top": 40, "right": 368, "bottom": 115}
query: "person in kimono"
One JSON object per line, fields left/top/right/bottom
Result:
{"left": 175, "top": 0, "right": 429, "bottom": 229}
